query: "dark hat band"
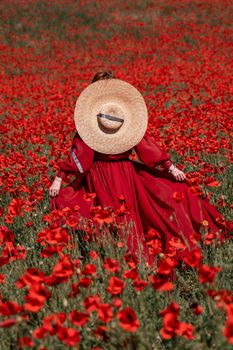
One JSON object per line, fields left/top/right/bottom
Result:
{"left": 96, "top": 113, "right": 124, "bottom": 123}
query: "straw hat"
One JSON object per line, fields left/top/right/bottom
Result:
{"left": 74, "top": 78, "right": 148, "bottom": 154}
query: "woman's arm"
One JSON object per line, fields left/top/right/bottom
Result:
{"left": 134, "top": 130, "right": 186, "bottom": 181}
{"left": 134, "top": 130, "right": 171, "bottom": 167}
{"left": 49, "top": 132, "right": 94, "bottom": 197}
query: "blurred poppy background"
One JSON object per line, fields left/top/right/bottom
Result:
{"left": 0, "top": 1, "right": 233, "bottom": 349}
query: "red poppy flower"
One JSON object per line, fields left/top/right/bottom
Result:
{"left": 115, "top": 203, "right": 132, "bottom": 216}
{"left": 69, "top": 310, "right": 89, "bottom": 327}
{"left": 93, "top": 325, "right": 107, "bottom": 338}
{"left": 181, "top": 247, "right": 203, "bottom": 268}
{"left": 223, "top": 304, "right": 233, "bottom": 344}
{"left": 15, "top": 245, "right": 27, "bottom": 260}
{"left": 40, "top": 245, "right": 63, "bottom": 258}
{"left": 145, "top": 228, "right": 162, "bottom": 241}
{"left": 204, "top": 176, "right": 220, "bottom": 187}
{"left": 145, "top": 228, "right": 163, "bottom": 255}
{"left": 0, "top": 274, "right": 5, "bottom": 283}
{"left": 77, "top": 278, "right": 91, "bottom": 290}
{"left": 83, "top": 294, "right": 101, "bottom": 312}
{"left": 107, "top": 276, "right": 125, "bottom": 295}
{"left": 160, "top": 302, "right": 195, "bottom": 340}
{"left": 111, "top": 298, "right": 122, "bottom": 308}
{"left": 57, "top": 327, "right": 80, "bottom": 346}
{"left": 198, "top": 264, "right": 221, "bottom": 284}
{"left": 82, "top": 263, "right": 96, "bottom": 276}
{"left": 33, "top": 326, "right": 47, "bottom": 339}
{"left": 168, "top": 237, "right": 187, "bottom": 251}
{"left": 97, "top": 303, "right": 113, "bottom": 323}
{"left": 123, "top": 268, "right": 138, "bottom": 280}
{"left": 0, "top": 301, "right": 22, "bottom": 316}
{"left": 8, "top": 198, "right": 24, "bottom": 216}
{"left": 26, "top": 221, "right": 34, "bottom": 227}
{"left": 18, "top": 336, "right": 35, "bottom": 348}
{"left": 133, "top": 279, "right": 148, "bottom": 291}
{"left": 190, "top": 303, "right": 204, "bottom": 315}
{"left": 124, "top": 253, "right": 139, "bottom": 269}
{"left": 102, "top": 258, "right": 119, "bottom": 273}
{"left": 117, "top": 241, "right": 124, "bottom": 248}
{"left": 46, "top": 254, "right": 74, "bottom": 285}
{"left": 208, "top": 289, "right": 233, "bottom": 308}
{"left": 204, "top": 232, "right": 217, "bottom": 245}
{"left": 0, "top": 318, "right": 17, "bottom": 328}
{"left": 24, "top": 284, "right": 51, "bottom": 313}
{"left": 69, "top": 283, "right": 80, "bottom": 297}
{"left": 89, "top": 250, "right": 99, "bottom": 260}
{"left": 37, "top": 226, "right": 70, "bottom": 247}
{"left": 117, "top": 307, "right": 140, "bottom": 332}
{"left": 4, "top": 215, "right": 14, "bottom": 224}
{"left": 148, "top": 239, "right": 163, "bottom": 255}
{"left": 0, "top": 225, "right": 14, "bottom": 244}
{"left": 39, "top": 313, "right": 66, "bottom": 336}
{"left": 95, "top": 210, "right": 113, "bottom": 224}
{"left": 160, "top": 302, "right": 180, "bottom": 317}
{"left": 157, "top": 257, "right": 179, "bottom": 276}
{"left": 175, "top": 322, "right": 195, "bottom": 340}
{"left": 149, "top": 275, "right": 174, "bottom": 291}
{"left": 15, "top": 268, "right": 46, "bottom": 288}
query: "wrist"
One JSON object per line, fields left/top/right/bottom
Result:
{"left": 168, "top": 164, "right": 176, "bottom": 173}
{"left": 57, "top": 169, "right": 67, "bottom": 181}
{"left": 55, "top": 176, "right": 62, "bottom": 182}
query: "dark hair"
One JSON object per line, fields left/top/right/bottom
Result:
{"left": 91, "top": 70, "right": 114, "bottom": 83}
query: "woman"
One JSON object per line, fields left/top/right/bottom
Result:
{"left": 49, "top": 70, "right": 231, "bottom": 264}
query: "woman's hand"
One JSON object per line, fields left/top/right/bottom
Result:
{"left": 49, "top": 176, "right": 62, "bottom": 197}
{"left": 168, "top": 164, "right": 186, "bottom": 181}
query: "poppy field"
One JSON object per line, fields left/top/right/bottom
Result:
{"left": 0, "top": 0, "right": 233, "bottom": 349}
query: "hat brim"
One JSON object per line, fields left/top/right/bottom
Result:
{"left": 74, "top": 79, "right": 148, "bottom": 154}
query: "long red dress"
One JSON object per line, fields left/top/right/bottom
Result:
{"left": 50, "top": 130, "right": 232, "bottom": 263}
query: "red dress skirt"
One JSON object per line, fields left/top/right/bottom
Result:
{"left": 51, "top": 131, "right": 232, "bottom": 263}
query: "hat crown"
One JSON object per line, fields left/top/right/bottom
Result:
{"left": 97, "top": 102, "right": 124, "bottom": 131}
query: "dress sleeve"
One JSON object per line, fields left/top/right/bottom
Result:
{"left": 134, "top": 130, "right": 172, "bottom": 169}
{"left": 56, "top": 132, "right": 94, "bottom": 181}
